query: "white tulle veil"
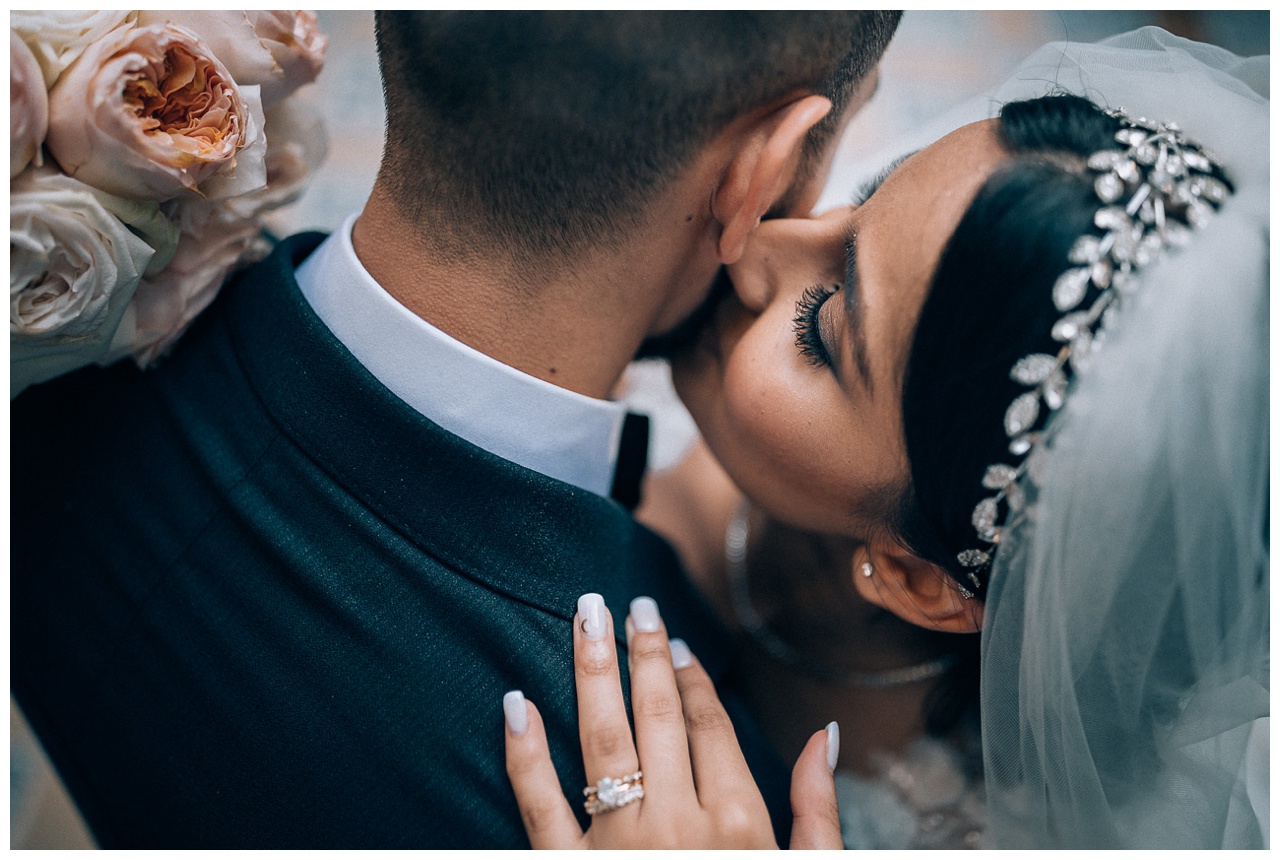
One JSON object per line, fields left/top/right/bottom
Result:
{"left": 842, "top": 29, "right": 1269, "bottom": 848}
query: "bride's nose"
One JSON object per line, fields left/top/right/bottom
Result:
{"left": 727, "top": 209, "right": 850, "bottom": 314}
{"left": 725, "top": 226, "right": 786, "bottom": 315}
{"left": 726, "top": 217, "right": 821, "bottom": 315}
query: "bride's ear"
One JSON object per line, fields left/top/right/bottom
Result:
{"left": 851, "top": 537, "right": 984, "bottom": 634}
{"left": 711, "top": 94, "right": 831, "bottom": 265}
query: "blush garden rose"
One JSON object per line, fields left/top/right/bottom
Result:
{"left": 45, "top": 22, "right": 267, "bottom": 202}
{"left": 10, "top": 167, "right": 180, "bottom": 394}
{"left": 10, "top": 11, "right": 326, "bottom": 396}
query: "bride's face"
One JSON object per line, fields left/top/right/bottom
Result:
{"left": 673, "top": 119, "right": 1008, "bottom": 535}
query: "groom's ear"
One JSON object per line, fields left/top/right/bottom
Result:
{"left": 851, "top": 537, "right": 984, "bottom": 634}
{"left": 711, "top": 94, "right": 832, "bottom": 265}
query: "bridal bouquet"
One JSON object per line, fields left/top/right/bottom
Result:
{"left": 10, "top": 11, "right": 328, "bottom": 397}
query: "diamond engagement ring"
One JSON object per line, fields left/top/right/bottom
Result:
{"left": 583, "top": 770, "right": 644, "bottom": 815}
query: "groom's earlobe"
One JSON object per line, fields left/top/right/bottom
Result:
{"left": 711, "top": 94, "right": 832, "bottom": 265}
{"left": 852, "top": 541, "right": 984, "bottom": 634}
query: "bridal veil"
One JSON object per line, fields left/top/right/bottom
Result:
{"left": 980, "top": 29, "right": 1267, "bottom": 849}
{"left": 844, "top": 28, "right": 1269, "bottom": 848}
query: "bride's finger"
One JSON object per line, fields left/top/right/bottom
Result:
{"left": 789, "top": 724, "right": 844, "bottom": 849}
{"left": 573, "top": 593, "right": 642, "bottom": 786}
{"left": 503, "top": 692, "right": 584, "bottom": 848}
{"left": 669, "top": 642, "right": 758, "bottom": 801}
{"left": 623, "top": 597, "right": 694, "bottom": 801}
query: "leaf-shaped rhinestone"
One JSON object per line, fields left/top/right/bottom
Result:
{"left": 957, "top": 549, "right": 990, "bottom": 568}
{"left": 1115, "top": 128, "right": 1146, "bottom": 146}
{"left": 1134, "top": 142, "right": 1159, "bottom": 164}
{"left": 1196, "top": 176, "right": 1229, "bottom": 204}
{"left": 1043, "top": 370, "right": 1068, "bottom": 410}
{"left": 971, "top": 497, "right": 999, "bottom": 538}
{"left": 1095, "top": 207, "right": 1130, "bottom": 231}
{"left": 1051, "top": 312, "right": 1089, "bottom": 342}
{"left": 1094, "top": 172, "right": 1124, "bottom": 203}
{"left": 1182, "top": 150, "right": 1210, "bottom": 172}
{"left": 1090, "top": 260, "right": 1112, "bottom": 289}
{"left": 1008, "top": 434, "right": 1034, "bottom": 456}
{"left": 982, "top": 464, "right": 1019, "bottom": 490}
{"left": 1004, "top": 392, "right": 1040, "bottom": 437}
{"left": 1087, "top": 150, "right": 1123, "bottom": 171}
{"left": 1116, "top": 160, "right": 1140, "bottom": 183}
{"left": 1010, "top": 353, "right": 1058, "bottom": 385}
{"left": 1069, "top": 235, "right": 1103, "bottom": 264}
{"left": 1052, "top": 267, "right": 1090, "bottom": 311}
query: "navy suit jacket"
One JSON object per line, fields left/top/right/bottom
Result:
{"left": 11, "top": 234, "right": 790, "bottom": 848}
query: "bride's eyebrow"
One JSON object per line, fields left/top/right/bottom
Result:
{"left": 841, "top": 223, "right": 873, "bottom": 394}
{"left": 852, "top": 150, "right": 918, "bottom": 206}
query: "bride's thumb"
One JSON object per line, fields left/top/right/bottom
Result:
{"left": 789, "top": 722, "right": 843, "bottom": 849}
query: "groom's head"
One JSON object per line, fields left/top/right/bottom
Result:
{"left": 374, "top": 11, "right": 899, "bottom": 270}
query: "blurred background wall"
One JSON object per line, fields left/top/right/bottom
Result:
{"left": 12, "top": 10, "right": 1268, "bottom": 849}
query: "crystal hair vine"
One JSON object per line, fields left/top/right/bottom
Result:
{"left": 954, "top": 107, "right": 1231, "bottom": 597}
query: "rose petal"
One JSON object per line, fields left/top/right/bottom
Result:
{"left": 46, "top": 23, "right": 266, "bottom": 202}
{"left": 10, "top": 11, "right": 132, "bottom": 87}
{"left": 135, "top": 11, "right": 327, "bottom": 107}
{"left": 10, "top": 32, "right": 49, "bottom": 178}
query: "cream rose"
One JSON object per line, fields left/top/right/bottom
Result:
{"left": 10, "top": 10, "right": 132, "bottom": 87}
{"left": 135, "top": 11, "right": 327, "bottom": 107}
{"left": 45, "top": 22, "right": 267, "bottom": 203}
{"left": 10, "top": 167, "right": 179, "bottom": 396}
{"left": 112, "top": 206, "right": 270, "bottom": 368}
{"left": 11, "top": 31, "right": 48, "bottom": 178}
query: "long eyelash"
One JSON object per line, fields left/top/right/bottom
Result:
{"left": 793, "top": 283, "right": 838, "bottom": 368}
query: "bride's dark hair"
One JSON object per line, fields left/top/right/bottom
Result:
{"left": 892, "top": 95, "right": 1157, "bottom": 595}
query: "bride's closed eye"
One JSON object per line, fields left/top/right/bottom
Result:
{"left": 793, "top": 282, "right": 840, "bottom": 368}
{"left": 793, "top": 223, "right": 859, "bottom": 373}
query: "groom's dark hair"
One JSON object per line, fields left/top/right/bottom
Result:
{"left": 374, "top": 11, "right": 900, "bottom": 264}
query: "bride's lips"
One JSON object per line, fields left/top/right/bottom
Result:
{"left": 676, "top": 270, "right": 742, "bottom": 370}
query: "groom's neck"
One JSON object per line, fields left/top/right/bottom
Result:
{"left": 352, "top": 185, "right": 720, "bottom": 400}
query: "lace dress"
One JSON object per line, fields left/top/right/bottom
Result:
{"left": 835, "top": 735, "right": 986, "bottom": 849}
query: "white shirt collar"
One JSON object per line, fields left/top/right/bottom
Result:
{"left": 295, "top": 213, "right": 627, "bottom": 498}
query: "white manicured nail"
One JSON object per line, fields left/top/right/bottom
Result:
{"left": 669, "top": 638, "right": 693, "bottom": 669}
{"left": 629, "top": 596, "right": 660, "bottom": 633}
{"left": 504, "top": 690, "right": 528, "bottom": 737}
{"left": 825, "top": 721, "right": 840, "bottom": 772}
{"left": 578, "top": 593, "right": 607, "bottom": 641}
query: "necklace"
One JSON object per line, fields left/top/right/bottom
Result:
{"left": 724, "top": 501, "right": 955, "bottom": 689}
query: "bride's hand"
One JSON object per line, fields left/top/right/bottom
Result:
{"left": 503, "top": 593, "right": 843, "bottom": 849}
